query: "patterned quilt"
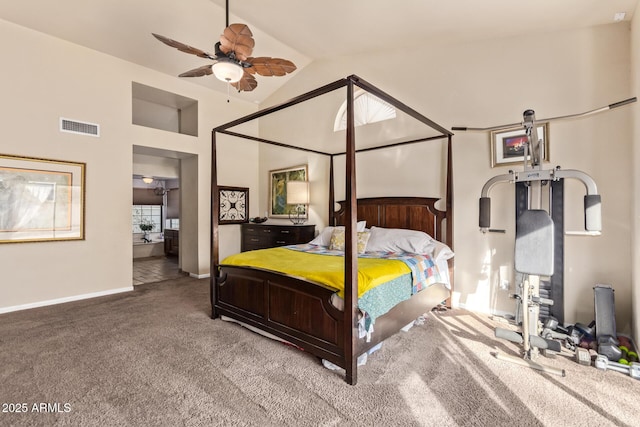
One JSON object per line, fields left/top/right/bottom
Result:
{"left": 287, "top": 244, "right": 446, "bottom": 294}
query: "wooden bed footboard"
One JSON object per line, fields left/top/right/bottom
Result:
{"left": 214, "top": 265, "right": 451, "bottom": 370}
{"left": 215, "top": 265, "right": 346, "bottom": 365}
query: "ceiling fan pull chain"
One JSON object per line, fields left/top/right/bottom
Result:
{"left": 226, "top": 82, "right": 231, "bottom": 103}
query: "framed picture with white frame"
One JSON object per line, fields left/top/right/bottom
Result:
{"left": 490, "top": 123, "right": 549, "bottom": 167}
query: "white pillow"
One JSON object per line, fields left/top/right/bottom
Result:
{"left": 309, "top": 221, "right": 366, "bottom": 246}
{"left": 366, "top": 226, "right": 454, "bottom": 261}
{"left": 432, "top": 241, "right": 455, "bottom": 261}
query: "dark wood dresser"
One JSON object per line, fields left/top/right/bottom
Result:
{"left": 241, "top": 223, "right": 315, "bottom": 252}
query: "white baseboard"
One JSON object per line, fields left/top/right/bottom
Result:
{"left": 0, "top": 286, "right": 134, "bottom": 314}
{"left": 189, "top": 272, "right": 210, "bottom": 279}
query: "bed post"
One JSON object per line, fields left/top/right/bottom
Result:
{"left": 446, "top": 134, "right": 454, "bottom": 307}
{"left": 329, "top": 155, "right": 335, "bottom": 226}
{"left": 344, "top": 78, "right": 358, "bottom": 385}
{"left": 211, "top": 130, "right": 220, "bottom": 319}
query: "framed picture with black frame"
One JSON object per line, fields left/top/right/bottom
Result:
{"left": 218, "top": 186, "right": 249, "bottom": 224}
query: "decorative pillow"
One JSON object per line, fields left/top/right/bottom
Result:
{"left": 329, "top": 229, "right": 346, "bottom": 251}
{"left": 365, "top": 226, "right": 454, "bottom": 261}
{"left": 308, "top": 221, "right": 366, "bottom": 246}
{"left": 329, "top": 229, "right": 371, "bottom": 254}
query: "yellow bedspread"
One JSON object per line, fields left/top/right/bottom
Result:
{"left": 220, "top": 247, "right": 410, "bottom": 298}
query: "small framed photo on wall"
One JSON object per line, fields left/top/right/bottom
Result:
{"left": 490, "top": 123, "right": 549, "bottom": 167}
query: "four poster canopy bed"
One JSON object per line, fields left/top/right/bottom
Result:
{"left": 211, "top": 75, "right": 454, "bottom": 385}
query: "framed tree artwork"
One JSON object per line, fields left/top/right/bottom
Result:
{"left": 269, "top": 165, "right": 307, "bottom": 218}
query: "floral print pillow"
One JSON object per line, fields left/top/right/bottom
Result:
{"left": 329, "top": 229, "right": 370, "bottom": 253}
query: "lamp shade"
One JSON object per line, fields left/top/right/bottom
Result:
{"left": 286, "top": 181, "right": 309, "bottom": 204}
{"left": 212, "top": 61, "right": 244, "bottom": 83}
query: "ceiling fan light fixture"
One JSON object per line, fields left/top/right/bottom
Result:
{"left": 212, "top": 61, "right": 244, "bottom": 83}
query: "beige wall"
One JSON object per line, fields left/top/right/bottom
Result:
{"left": 263, "top": 23, "right": 636, "bottom": 332}
{"left": 215, "top": 133, "right": 260, "bottom": 261}
{"left": 0, "top": 18, "right": 258, "bottom": 311}
{"left": 631, "top": 13, "right": 640, "bottom": 345}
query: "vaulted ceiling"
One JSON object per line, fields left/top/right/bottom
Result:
{"left": 1, "top": 0, "right": 637, "bottom": 103}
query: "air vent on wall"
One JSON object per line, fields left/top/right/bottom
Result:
{"left": 60, "top": 117, "right": 100, "bottom": 137}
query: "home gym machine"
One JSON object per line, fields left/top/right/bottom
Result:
{"left": 453, "top": 97, "right": 636, "bottom": 376}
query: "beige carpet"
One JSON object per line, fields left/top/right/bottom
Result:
{"left": 0, "top": 276, "right": 638, "bottom": 426}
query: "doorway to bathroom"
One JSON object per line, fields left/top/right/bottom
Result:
{"left": 132, "top": 146, "right": 195, "bottom": 285}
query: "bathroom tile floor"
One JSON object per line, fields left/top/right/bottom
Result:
{"left": 132, "top": 256, "right": 186, "bottom": 286}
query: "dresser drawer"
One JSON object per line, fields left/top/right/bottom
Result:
{"left": 241, "top": 224, "right": 315, "bottom": 251}
{"left": 270, "top": 228, "right": 303, "bottom": 245}
{"left": 242, "top": 233, "right": 271, "bottom": 248}
{"left": 242, "top": 225, "right": 264, "bottom": 236}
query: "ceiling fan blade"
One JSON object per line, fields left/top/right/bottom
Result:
{"left": 219, "top": 23, "right": 255, "bottom": 61}
{"left": 231, "top": 71, "right": 258, "bottom": 92}
{"left": 246, "top": 57, "right": 297, "bottom": 77}
{"left": 152, "top": 33, "right": 216, "bottom": 60}
{"left": 178, "top": 64, "right": 213, "bottom": 77}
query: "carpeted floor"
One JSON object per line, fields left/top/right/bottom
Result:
{"left": 1, "top": 276, "right": 638, "bottom": 426}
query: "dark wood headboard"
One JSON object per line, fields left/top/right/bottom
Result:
{"left": 332, "top": 197, "right": 449, "bottom": 246}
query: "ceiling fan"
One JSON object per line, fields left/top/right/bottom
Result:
{"left": 152, "top": 0, "right": 296, "bottom": 93}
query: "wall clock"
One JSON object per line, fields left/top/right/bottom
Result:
{"left": 218, "top": 186, "right": 249, "bottom": 224}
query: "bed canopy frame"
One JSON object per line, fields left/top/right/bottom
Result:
{"left": 211, "top": 75, "right": 454, "bottom": 384}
